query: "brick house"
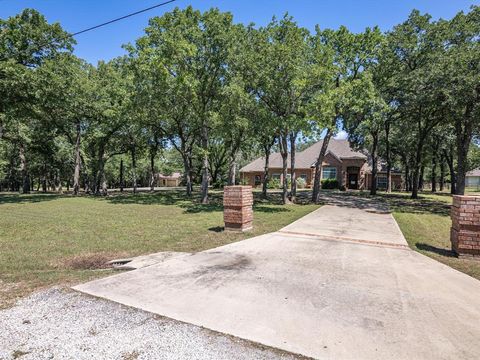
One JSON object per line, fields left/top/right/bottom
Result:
{"left": 240, "top": 139, "right": 402, "bottom": 190}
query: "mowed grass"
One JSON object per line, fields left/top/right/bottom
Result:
{"left": 0, "top": 190, "right": 319, "bottom": 308}
{"left": 374, "top": 191, "right": 480, "bottom": 281}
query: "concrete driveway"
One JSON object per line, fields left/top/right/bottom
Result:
{"left": 74, "top": 200, "right": 480, "bottom": 360}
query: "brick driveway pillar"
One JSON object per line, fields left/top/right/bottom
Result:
{"left": 223, "top": 186, "right": 253, "bottom": 232}
{"left": 451, "top": 195, "right": 480, "bottom": 259}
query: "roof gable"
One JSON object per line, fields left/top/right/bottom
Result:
{"left": 240, "top": 139, "right": 367, "bottom": 172}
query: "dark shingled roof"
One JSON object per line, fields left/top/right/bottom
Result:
{"left": 240, "top": 139, "right": 367, "bottom": 172}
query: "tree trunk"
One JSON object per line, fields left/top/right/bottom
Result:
{"left": 182, "top": 154, "right": 193, "bottom": 196}
{"left": 131, "top": 145, "right": 137, "bottom": 195}
{"left": 370, "top": 132, "right": 378, "bottom": 196}
{"left": 385, "top": 121, "right": 392, "bottom": 193}
{"left": 261, "top": 138, "right": 275, "bottom": 199}
{"left": 312, "top": 129, "right": 332, "bottom": 203}
{"left": 149, "top": 147, "right": 156, "bottom": 191}
{"left": 55, "top": 170, "right": 63, "bottom": 193}
{"left": 419, "top": 165, "right": 425, "bottom": 191}
{"left": 227, "top": 154, "right": 236, "bottom": 186}
{"left": 444, "top": 148, "right": 456, "bottom": 194}
{"left": 19, "top": 142, "right": 30, "bottom": 194}
{"left": 279, "top": 133, "right": 290, "bottom": 205}
{"left": 431, "top": 152, "right": 437, "bottom": 193}
{"left": 42, "top": 163, "right": 47, "bottom": 193}
{"left": 289, "top": 132, "right": 297, "bottom": 203}
{"left": 119, "top": 159, "right": 124, "bottom": 192}
{"left": 200, "top": 125, "right": 209, "bottom": 204}
{"left": 73, "top": 121, "right": 81, "bottom": 195}
{"left": 439, "top": 154, "right": 445, "bottom": 192}
{"left": 411, "top": 138, "right": 425, "bottom": 199}
{"left": 456, "top": 135, "right": 471, "bottom": 196}
{"left": 95, "top": 145, "right": 107, "bottom": 196}
{"left": 454, "top": 98, "right": 476, "bottom": 195}
{"left": 404, "top": 159, "right": 409, "bottom": 192}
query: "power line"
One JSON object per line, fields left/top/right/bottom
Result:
{"left": 71, "top": 0, "right": 177, "bottom": 37}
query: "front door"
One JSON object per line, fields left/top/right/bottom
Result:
{"left": 348, "top": 173, "right": 358, "bottom": 189}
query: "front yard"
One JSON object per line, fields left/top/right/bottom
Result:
{"left": 365, "top": 191, "right": 480, "bottom": 280}
{"left": 2, "top": 188, "right": 479, "bottom": 309}
{"left": 0, "top": 190, "right": 318, "bottom": 308}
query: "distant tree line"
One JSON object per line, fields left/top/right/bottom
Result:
{"left": 0, "top": 6, "right": 479, "bottom": 203}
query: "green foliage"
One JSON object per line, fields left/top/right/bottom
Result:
{"left": 296, "top": 177, "right": 306, "bottom": 189}
{"left": 321, "top": 178, "right": 339, "bottom": 189}
{"left": 268, "top": 178, "right": 282, "bottom": 189}
{"left": 1, "top": 5, "right": 479, "bottom": 199}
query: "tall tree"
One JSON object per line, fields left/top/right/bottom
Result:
{"left": 36, "top": 54, "right": 94, "bottom": 195}
{"left": 0, "top": 9, "right": 73, "bottom": 193}
{"left": 310, "top": 26, "right": 382, "bottom": 202}
{"left": 439, "top": 6, "right": 480, "bottom": 194}
{"left": 246, "top": 15, "right": 312, "bottom": 204}
{"left": 343, "top": 75, "right": 389, "bottom": 195}
{"left": 135, "top": 6, "right": 235, "bottom": 203}
{"left": 384, "top": 10, "right": 446, "bottom": 198}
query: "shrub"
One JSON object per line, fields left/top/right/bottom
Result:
{"left": 268, "top": 178, "right": 281, "bottom": 189}
{"left": 296, "top": 177, "right": 306, "bottom": 189}
{"left": 321, "top": 178, "right": 339, "bottom": 189}
{"left": 212, "top": 179, "right": 226, "bottom": 189}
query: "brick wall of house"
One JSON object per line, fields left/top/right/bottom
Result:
{"left": 241, "top": 168, "right": 313, "bottom": 188}
{"left": 310, "top": 153, "right": 344, "bottom": 187}
{"left": 340, "top": 159, "right": 368, "bottom": 189}
{"left": 364, "top": 173, "right": 402, "bottom": 190}
{"left": 240, "top": 156, "right": 403, "bottom": 191}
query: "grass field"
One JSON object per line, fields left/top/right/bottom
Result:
{"left": 0, "top": 190, "right": 319, "bottom": 308}
{"left": 369, "top": 191, "right": 480, "bottom": 281}
{"left": 2, "top": 188, "right": 479, "bottom": 308}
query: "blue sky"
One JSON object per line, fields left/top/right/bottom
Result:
{"left": 1, "top": 1, "right": 476, "bottom": 65}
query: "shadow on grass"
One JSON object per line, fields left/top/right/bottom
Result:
{"left": 332, "top": 190, "right": 451, "bottom": 217}
{"left": 0, "top": 193, "right": 63, "bottom": 205}
{"left": 377, "top": 193, "right": 451, "bottom": 217}
{"left": 101, "top": 189, "right": 308, "bottom": 214}
{"left": 208, "top": 226, "right": 224, "bottom": 233}
{"left": 416, "top": 243, "right": 456, "bottom": 257}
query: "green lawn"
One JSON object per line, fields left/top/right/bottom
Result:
{"left": 0, "top": 190, "right": 318, "bottom": 308}
{"left": 367, "top": 191, "right": 480, "bottom": 281}
{"left": 2, "top": 188, "right": 479, "bottom": 309}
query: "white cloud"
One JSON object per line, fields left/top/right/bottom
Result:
{"left": 334, "top": 130, "right": 348, "bottom": 140}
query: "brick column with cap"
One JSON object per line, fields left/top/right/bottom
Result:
{"left": 451, "top": 195, "right": 480, "bottom": 259}
{"left": 223, "top": 186, "right": 253, "bottom": 232}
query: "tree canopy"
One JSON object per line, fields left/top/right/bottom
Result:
{"left": 1, "top": 6, "right": 479, "bottom": 201}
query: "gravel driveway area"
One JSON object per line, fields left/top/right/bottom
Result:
{"left": 0, "top": 288, "right": 300, "bottom": 360}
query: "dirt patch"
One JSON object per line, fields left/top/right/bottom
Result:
{"left": 62, "top": 253, "right": 129, "bottom": 270}
{"left": 122, "top": 350, "right": 140, "bottom": 360}
{"left": 0, "top": 280, "right": 26, "bottom": 309}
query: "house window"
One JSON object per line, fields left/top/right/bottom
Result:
{"left": 377, "top": 176, "right": 387, "bottom": 189}
{"left": 322, "top": 167, "right": 337, "bottom": 179}
{"left": 300, "top": 174, "right": 307, "bottom": 181}
{"left": 272, "top": 173, "right": 281, "bottom": 180}
{"left": 254, "top": 175, "right": 261, "bottom": 186}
